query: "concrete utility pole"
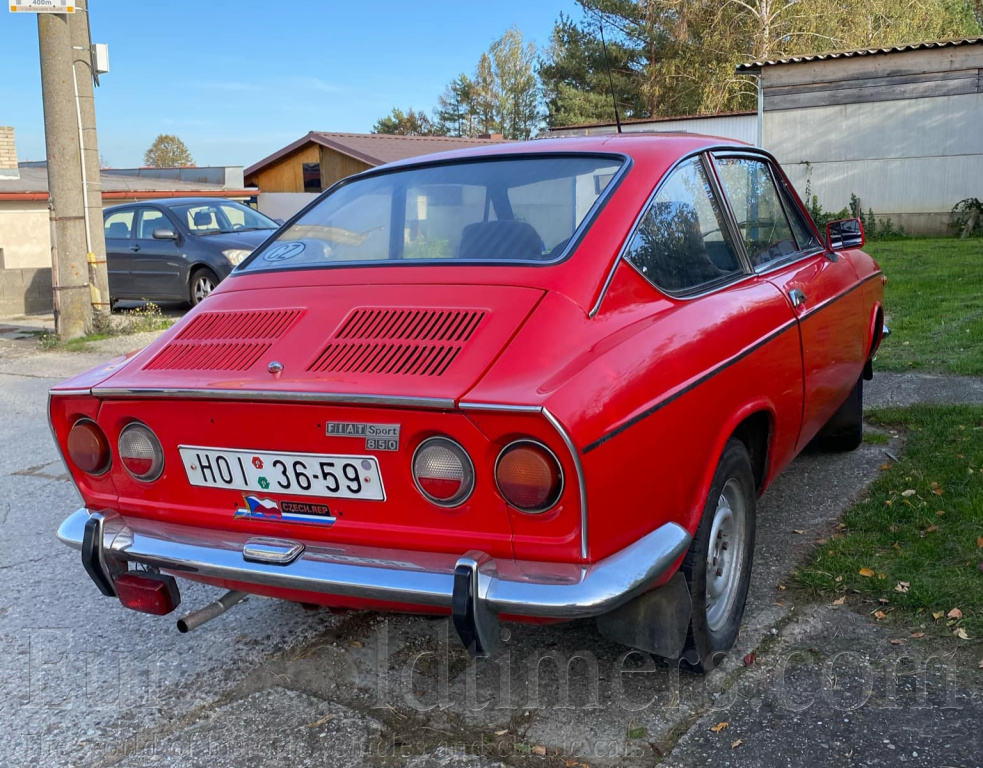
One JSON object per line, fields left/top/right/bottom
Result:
{"left": 38, "top": 11, "right": 91, "bottom": 339}
{"left": 70, "top": 0, "right": 111, "bottom": 325}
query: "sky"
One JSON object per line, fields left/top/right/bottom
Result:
{"left": 1, "top": 0, "right": 578, "bottom": 169}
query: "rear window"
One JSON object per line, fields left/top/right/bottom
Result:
{"left": 239, "top": 155, "right": 624, "bottom": 271}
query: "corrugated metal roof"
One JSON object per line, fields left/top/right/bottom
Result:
{"left": 737, "top": 36, "right": 983, "bottom": 71}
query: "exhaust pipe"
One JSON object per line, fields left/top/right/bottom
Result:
{"left": 176, "top": 590, "right": 248, "bottom": 633}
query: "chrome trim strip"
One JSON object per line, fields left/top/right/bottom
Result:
{"left": 49, "top": 388, "right": 92, "bottom": 397}
{"left": 543, "top": 408, "right": 590, "bottom": 560}
{"left": 89, "top": 387, "right": 456, "bottom": 410}
{"left": 458, "top": 402, "right": 545, "bottom": 413}
{"left": 56, "top": 508, "right": 690, "bottom": 620}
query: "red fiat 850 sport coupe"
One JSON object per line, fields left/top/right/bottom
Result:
{"left": 52, "top": 134, "right": 885, "bottom": 670}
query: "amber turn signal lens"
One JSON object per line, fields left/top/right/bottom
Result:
{"left": 118, "top": 422, "right": 165, "bottom": 482}
{"left": 412, "top": 437, "right": 475, "bottom": 507}
{"left": 495, "top": 441, "right": 563, "bottom": 513}
{"left": 67, "top": 419, "right": 111, "bottom": 476}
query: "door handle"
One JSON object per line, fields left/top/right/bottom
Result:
{"left": 130, "top": 243, "right": 141, "bottom": 252}
{"left": 789, "top": 288, "right": 807, "bottom": 307}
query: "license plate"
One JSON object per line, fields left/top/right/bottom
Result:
{"left": 179, "top": 446, "right": 385, "bottom": 501}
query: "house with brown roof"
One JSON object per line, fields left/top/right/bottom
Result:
{"left": 244, "top": 131, "right": 507, "bottom": 195}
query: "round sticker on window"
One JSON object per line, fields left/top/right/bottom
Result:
{"left": 262, "top": 242, "right": 306, "bottom": 262}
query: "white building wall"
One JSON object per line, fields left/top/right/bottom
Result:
{"left": 759, "top": 45, "right": 983, "bottom": 235}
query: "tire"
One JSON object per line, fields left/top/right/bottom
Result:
{"left": 680, "top": 439, "right": 757, "bottom": 673}
{"left": 815, "top": 376, "right": 863, "bottom": 452}
{"left": 189, "top": 267, "right": 219, "bottom": 307}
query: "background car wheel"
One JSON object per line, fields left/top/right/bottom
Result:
{"left": 680, "top": 439, "right": 757, "bottom": 673}
{"left": 189, "top": 268, "right": 218, "bottom": 306}
{"left": 815, "top": 376, "right": 864, "bottom": 452}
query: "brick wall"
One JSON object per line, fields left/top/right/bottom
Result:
{"left": 0, "top": 268, "right": 53, "bottom": 316}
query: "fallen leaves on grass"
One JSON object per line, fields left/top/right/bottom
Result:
{"left": 890, "top": 639, "right": 904, "bottom": 645}
{"left": 874, "top": 610, "right": 889, "bottom": 620}
{"left": 531, "top": 745, "right": 547, "bottom": 756}
{"left": 859, "top": 567, "right": 875, "bottom": 578}
{"left": 731, "top": 739, "right": 744, "bottom": 749}
{"left": 921, "top": 525, "right": 938, "bottom": 537}
{"left": 933, "top": 611, "right": 945, "bottom": 620}
{"left": 977, "top": 537, "right": 983, "bottom": 549}
{"left": 954, "top": 628, "right": 971, "bottom": 640}
{"left": 948, "top": 607, "right": 963, "bottom": 620}
{"left": 833, "top": 596, "right": 847, "bottom": 606}
{"left": 710, "top": 722, "right": 729, "bottom": 734}
{"left": 931, "top": 482, "right": 944, "bottom": 496}
{"left": 910, "top": 632, "right": 926, "bottom": 638}
{"left": 901, "top": 489, "right": 917, "bottom": 497}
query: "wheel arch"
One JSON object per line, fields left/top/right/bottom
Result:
{"left": 683, "top": 401, "right": 775, "bottom": 534}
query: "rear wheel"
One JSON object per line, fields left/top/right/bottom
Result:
{"left": 189, "top": 267, "right": 218, "bottom": 307}
{"left": 815, "top": 376, "right": 863, "bottom": 452}
{"left": 680, "top": 439, "right": 757, "bottom": 672}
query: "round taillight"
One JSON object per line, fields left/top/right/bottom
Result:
{"left": 118, "top": 422, "right": 164, "bottom": 482}
{"left": 67, "top": 419, "right": 111, "bottom": 476}
{"left": 412, "top": 437, "right": 475, "bottom": 507}
{"left": 495, "top": 441, "right": 564, "bottom": 513}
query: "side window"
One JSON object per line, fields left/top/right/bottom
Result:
{"left": 136, "top": 208, "right": 167, "bottom": 239}
{"left": 775, "top": 177, "right": 822, "bottom": 253}
{"left": 625, "top": 157, "right": 743, "bottom": 294}
{"left": 104, "top": 209, "right": 134, "bottom": 239}
{"left": 714, "top": 157, "right": 798, "bottom": 268}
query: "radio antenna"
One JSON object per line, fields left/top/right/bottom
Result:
{"left": 598, "top": 21, "right": 623, "bottom": 134}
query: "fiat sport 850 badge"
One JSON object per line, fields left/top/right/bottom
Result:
{"left": 326, "top": 422, "right": 400, "bottom": 451}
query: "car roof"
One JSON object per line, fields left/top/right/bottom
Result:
{"left": 380, "top": 132, "right": 752, "bottom": 171}
{"left": 103, "top": 197, "right": 248, "bottom": 213}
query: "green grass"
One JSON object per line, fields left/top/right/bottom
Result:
{"left": 866, "top": 238, "right": 983, "bottom": 375}
{"left": 796, "top": 405, "right": 983, "bottom": 637}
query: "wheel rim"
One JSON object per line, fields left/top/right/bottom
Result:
{"left": 194, "top": 274, "right": 214, "bottom": 303}
{"left": 705, "top": 477, "right": 747, "bottom": 633}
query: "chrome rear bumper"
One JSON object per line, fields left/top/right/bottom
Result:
{"left": 57, "top": 508, "right": 690, "bottom": 656}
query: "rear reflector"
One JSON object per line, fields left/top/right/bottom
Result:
{"left": 412, "top": 437, "right": 475, "bottom": 507}
{"left": 496, "top": 441, "right": 564, "bottom": 513}
{"left": 67, "top": 419, "right": 111, "bottom": 476}
{"left": 114, "top": 572, "right": 181, "bottom": 615}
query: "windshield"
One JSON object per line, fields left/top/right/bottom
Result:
{"left": 239, "top": 155, "right": 624, "bottom": 271}
{"left": 172, "top": 201, "right": 277, "bottom": 235}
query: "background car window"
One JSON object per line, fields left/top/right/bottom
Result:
{"left": 625, "top": 158, "right": 743, "bottom": 294}
{"left": 171, "top": 202, "right": 277, "bottom": 234}
{"left": 715, "top": 157, "right": 798, "bottom": 268}
{"left": 137, "top": 208, "right": 167, "bottom": 239}
{"left": 104, "top": 210, "right": 134, "bottom": 239}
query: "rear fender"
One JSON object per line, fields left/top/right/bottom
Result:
{"left": 682, "top": 399, "right": 777, "bottom": 535}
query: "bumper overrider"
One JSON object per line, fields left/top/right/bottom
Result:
{"left": 57, "top": 508, "right": 691, "bottom": 657}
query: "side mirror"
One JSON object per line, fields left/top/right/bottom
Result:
{"left": 152, "top": 227, "right": 177, "bottom": 240}
{"left": 826, "top": 218, "right": 864, "bottom": 251}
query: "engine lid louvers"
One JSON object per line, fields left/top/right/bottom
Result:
{"left": 308, "top": 308, "right": 485, "bottom": 376}
{"left": 144, "top": 309, "right": 302, "bottom": 371}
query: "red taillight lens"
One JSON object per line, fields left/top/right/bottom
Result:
{"left": 412, "top": 437, "right": 475, "bottom": 507}
{"left": 67, "top": 419, "right": 111, "bottom": 475}
{"left": 118, "top": 422, "right": 164, "bottom": 482}
{"left": 496, "top": 441, "right": 563, "bottom": 513}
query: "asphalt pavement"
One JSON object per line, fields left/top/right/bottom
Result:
{"left": 1, "top": 328, "right": 981, "bottom": 768}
